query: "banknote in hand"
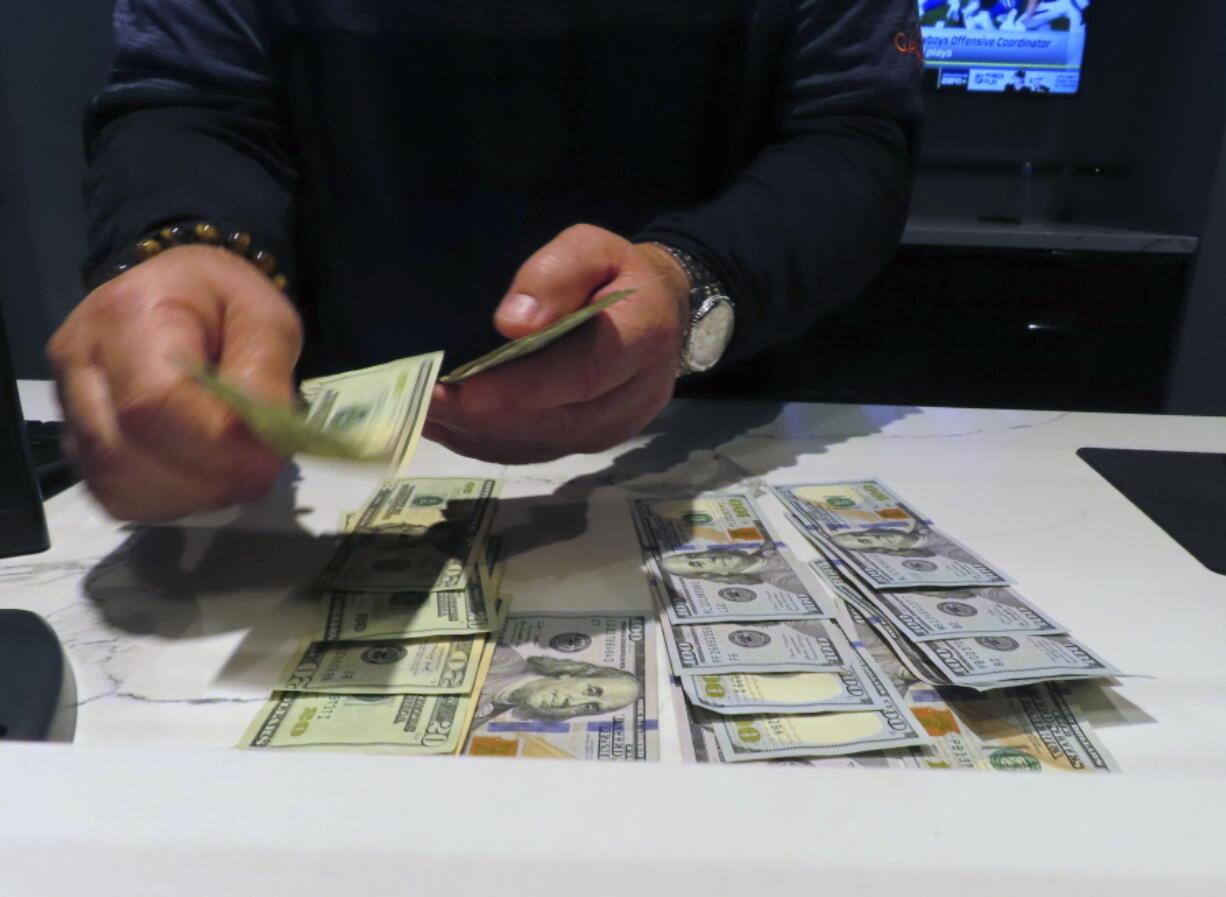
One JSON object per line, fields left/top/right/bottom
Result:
{"left": 439, "top": 288, "right": 637, "bottom": 384}
{"left": 184, "top": 350, "right": 442, "bottom": 470}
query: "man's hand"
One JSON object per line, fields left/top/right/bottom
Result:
{"left": 424, "top": 224, "right": 690, "bottom": 463}
{"left": 47, "top": 245, "right": 302, "bottom": 521}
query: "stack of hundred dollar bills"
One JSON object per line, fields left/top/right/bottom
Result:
{"left": 771, "top": 480, "right": 1124, "bottom": 771}
{"left": 633, "top": 489, "right": 1122, "bottom": 771}
{"left": 631, "top": 494, "right": 935, "bottom": 764}
{"left": 773, "top": 480, "right": 1122, "bottom": 690}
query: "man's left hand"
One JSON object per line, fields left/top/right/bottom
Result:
{"left": 424, "top": 224, "right": 690, "bottom": 463}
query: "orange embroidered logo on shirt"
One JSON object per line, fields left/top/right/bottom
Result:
{"left": 894, "top": 27, "right": 925, "bottom": 67}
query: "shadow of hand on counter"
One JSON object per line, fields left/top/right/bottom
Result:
{"left": 81, "top": 462, "right": 337, "bottom": 641}
{"left": 496, "top": 398, "right": 918, "bottom": 561}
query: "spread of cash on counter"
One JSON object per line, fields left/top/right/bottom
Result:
{"left": 197, "top": 326, "right": 1130, "bottom": 771}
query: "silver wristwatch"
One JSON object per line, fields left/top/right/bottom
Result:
{"left": 650, "top": 243, "right": 735, "bottom": 376}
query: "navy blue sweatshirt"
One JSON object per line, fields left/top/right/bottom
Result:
{"left": 84, "top": 1, "right": 924, "bottom": 377}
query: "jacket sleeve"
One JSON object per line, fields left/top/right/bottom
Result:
{"left": 636, "top": 0, "right": 924, "bottom": 365}
{"left": 82, "top": 0, "right": 296, "bottom": 288}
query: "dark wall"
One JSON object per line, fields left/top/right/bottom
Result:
{"left": 1166, "top": 126, "right": 1226, "bottom": 415}
{"left": 0, "top": 3, "right": 115, "bottom": 379}
{"left": 912, "top": 4, "right": 1226, "bottom": 235}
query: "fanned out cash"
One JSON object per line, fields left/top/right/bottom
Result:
{"left": 797, "top": 495, "right": 1126, "bottom": 692}
{"left": 832, "top": 592, "right": 1119, "bottom": 772}
{"left": 914, "top": 632, "right": 1120, "bottom": 688}
{"left": 439, "top": 288, "right": 637, "bottom": 384}
{"left": 241, "top": 467, "right": 1121, "bottom": 767}
{"left": 631, "top": 493, "right": 933, "bottom": 761}
{"left": 630, "top": 494, "right": 835, "bottom": 623}
{"left": 463, "top": 613, "right": 659, "bottom": 761}
{"left": 184, "top": 351, "right": 441, "bottom": 470}
{"left": 676, "top": 567, "right": 1119, "bottom": 770}
{"left": 866, "top": 583, "right": 1067, "bottom": 642}
{"left": 809, "top": 557, "right": 950, "bottom": 684}
{"left": 241, "top": 479, "right": 506, "bottom": 756}
{"left": 636, "top": 487, "right": 1124, "bottom": 767}
{"left": 773, "top": 481, "right": 1013, "bottom": 589}
{"left": 300, "top": 352, "right": 443, "bottom": 475}
{"left": 242, "top": 646, "right": 494, "bottom": 755}
{"left": 320, "top": 477, "right": 501, "bottom": 592}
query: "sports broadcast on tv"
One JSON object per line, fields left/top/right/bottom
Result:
{"left": 918, "top": 1, "right": 1091, "bottom": 95}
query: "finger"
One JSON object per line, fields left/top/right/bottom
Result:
{"left": 53, "top": 363, "right": 110, "bottom": 499}
{"left": 96, "top": 280, "right": 222, "bottom": 414}
{"left": 493, "top": 223, "right": 627, "bottom": 339}
{"left": 446, "top": 286, "right": 678, "bottom": 417}
{"left": 217, "top": 277, "right": 303, "bottom": 404}
{"left": 55, "top": 361, "right": 121, "bottom": 467}
{"left": 439, "top": 306, "right": 628, "bottom": 416}
{"left": 99, "top": 280, "right": 288, "bottom": 485}
{"left": 58, "top": 361, "right": 276, "bottom": 521}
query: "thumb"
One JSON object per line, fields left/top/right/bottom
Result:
{"left": 494, "top": 224, "right": 627, "bottom": 339}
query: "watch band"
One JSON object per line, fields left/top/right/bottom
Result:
{"left": 648, "top": 243, "right": 735, "bottom": 376}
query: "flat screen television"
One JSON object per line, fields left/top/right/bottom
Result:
{"left": 918, "top": 1, "right": 1091, "bottom": 95}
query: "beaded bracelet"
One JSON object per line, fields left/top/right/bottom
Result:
{"left": 105, "top": 221, "right": 288, "bottom": 292}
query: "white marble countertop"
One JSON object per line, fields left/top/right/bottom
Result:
{"left": 5, "top": 382, "right": 1226, "bottom": 894}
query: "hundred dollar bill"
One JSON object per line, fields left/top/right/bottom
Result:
{"left": 631, "top": 495, "right": 833, "bottom": 623}
{"left": 811, "top": 556, "right": 949, "bottom": 686}
{"left": 681, "top": 668, "right": 886, "bottom": 715}
{"left": 705, "top": 657, "right": 930, "bottom": 761}
{"left": 439, "top": 287, "right": 636, "bottom": 383}
{"left": 300, "top": 351, "right": 443, "bottom": 475}
{"left": 320, "top": 477, "right": 500, "bottom": 592}
{"left": 906, "top": 682, "right": 1119, "bottom": 772}
{"left": 866, "top": 585, "right": 1067, "bottom": 642}
{"left": 662, "top": 616, "right": 855, "bottom": 675}
{"left": 914, "top": 632, "right": 1121, "bottom": 688}
{"left": 241, "top": 691, "right": 473, "bottom": 754}
{"left": 464, "top": 613, "right": 658, "bottom": 761}
{"left": 673, "top": 680, "right": 909, "bottom": 767}
{"left": 780, "top": 502, "right": 1012, "bottom": 590}
{"left": 317, "top": 578, "right": 499, "bottom": 642}
{"left": 274, "top": 634, "right": 486, "bottom": 695}
{"left": 771, "top": 480, "right": 928, "bottom": 535}
{"left": 836, "top": 582, "right": 1104, "bottom": 693}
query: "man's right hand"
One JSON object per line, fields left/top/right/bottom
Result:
{"left": 47, "top": 244, "right": 303, "bottom": 521}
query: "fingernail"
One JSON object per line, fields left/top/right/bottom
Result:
{"left": 498, "top": 293, "right": 540, "bottom": 325}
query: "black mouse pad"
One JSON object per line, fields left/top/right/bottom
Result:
{"left": 1077, "top": 447, "right": 1226, "bottom": 575}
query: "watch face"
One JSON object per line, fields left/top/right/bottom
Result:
{"left": 687, "top": 299, "right": 734, "bottom": 371}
